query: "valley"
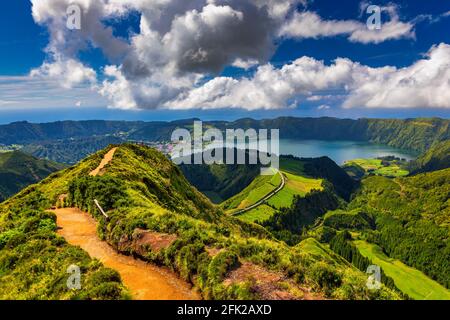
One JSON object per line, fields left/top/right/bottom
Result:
{"left": 0, "top": 117, "right": 449, "bottom": 300}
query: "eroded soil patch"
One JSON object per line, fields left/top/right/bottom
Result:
{"left": 224, "top": 261, "right": 321, "bottom": 300}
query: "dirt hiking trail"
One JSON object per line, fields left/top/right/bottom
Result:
{"left": 54, "top": 208, "right": 200, "bottom": 300}
{"left": 55, "top": 147, "right": 200, "bottom": 300}
{"left": 89, "top": 147, "right": 117, "bottom": 177}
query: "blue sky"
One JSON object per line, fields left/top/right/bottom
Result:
{"left": 0, "top": 0, "right": 449, "bottom": 123}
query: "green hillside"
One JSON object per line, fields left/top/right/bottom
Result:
{"left": 0, "top": 151, "right": 65, "bottom": 202}
{"left": 0, "top": 144, "right": 398, "bottom": 300}
{"left": 354, "top": 240, "right": 450, "bottom": 300}
{"left": 220, "top": 173, "right": 281, "bottom": 212}
{"left": 179, "top": 153, "right": 262, "bottom": 203}
{"left": 344, "top": 158, "right": 409, "bottom": 178}
{"left": 410, "top": 140, "right": 450, "bottom": 174}
{"left": 232, "top": 172, "right": 323, "bottom": 223}
{"left": 312, "top": 167, "right": 450, "bottom": 298}
{"left": 348, "top": 170, "right": 450, "bottom": 288}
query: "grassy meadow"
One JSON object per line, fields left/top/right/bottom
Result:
{"left": 354, "top": 240, "right": 450, "bottom": 300}
{"left": 221, "top": 173, "right": 281, "bottom": 212}
{"left": 234, "top": 171, "right": 322, "bottom": 223}
{"left": 344, "top": 158, "right": 409, "bottom": 177}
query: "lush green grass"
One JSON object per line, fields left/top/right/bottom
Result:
{"left": 237, "top": 204, "right": 276, "bottom": 223}
{"left": 344, "top": 158, "right": 409, "bottom": 177}
{"left": 0, "top": 144, "right": 400, "bottom": 300}
{"left": 268, "top": 172, "right": 322, "bottom": 209}
{"left": 235, "top": 172, "right": 322, "bottom": 223}
{"left": 354, "top": 240, "right": 450, "bottom": 300}
{"left": 280, "top": 158, "right": 306, "bottom": 176}
{"left": 221, "top": 173, "right": 281, "bottom": 212}
{"left": 233, "top": 172, "right": 322, "bottom": 223}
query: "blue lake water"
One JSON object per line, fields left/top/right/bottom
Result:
{"left": 179, "top": 139, "right": 418, "bottom": 165}
{"left": 278, "top": 139, "right": 418, "bottom": 165}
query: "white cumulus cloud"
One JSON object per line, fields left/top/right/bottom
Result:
{"left": 24, "top": 0, "right": 449, "bottom": 111}
{"left": 167, "top": 43, "right": 450, "bottom": 110}
{"left": 280, "top": 5, "right": 415, "bottom": 44}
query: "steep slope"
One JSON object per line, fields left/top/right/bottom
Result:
{"left": 347, "top": 169, "right": 450, "bottom": 289}
{"left": 180, "top": 162, "right": 261, "bottom": 203}
{"left": 0, "top": 144, "right": 398, "bottom": 300}
{"left": 410, "top": 140, "right": 450, "bottom": 174}
{"left": 281, "top": 156, "right": 357, "bottom": 201}
{"left": 0, "top": 151, "right": 65, "bottom": 202}
{"left": 364, "top": 118, "right": 450, "bottom": 152}
{"left": 181, "top": 153, "right": 357, "bottom": 204}
{"left": 301, "top": 164, "right": 450, "bottom": 299}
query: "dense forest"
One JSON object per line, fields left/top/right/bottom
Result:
{"left": 347, "top": 171, "right": 450, "bottom": 288}
{"left": 409, "top": 140, "right": 450, "bottom": 174}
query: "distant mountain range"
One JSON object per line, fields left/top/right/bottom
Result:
{"left": 1, "top": 117, "right": 449, "bottom": 165}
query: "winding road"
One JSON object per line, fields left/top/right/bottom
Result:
{"left": 232, "top": 170, "right": 286, "bottom": 216}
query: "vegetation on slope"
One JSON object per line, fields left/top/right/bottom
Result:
{"left": 0, "top": 187, "right": 129, "bottom": 299}
{"left": 344, "top": 157, "right": 409, "bottom": 178}
{"left": 220, "top": 173, "right": 281, "bottom": 212}
{"left": 347, "top": 170, "right": 450, "bottom": 289}
{"left": 0, "top": 144, "right": 399, "bottom": 300}
{"left": 410, "top": 140, "right": 450, "bottom": 174}
{"left": 262, "top": 188, "right": 341, "bottom": 245}
{"left": 353, "top": 240, "right": 450, "bottom": 300}
{"left": 281, "top": 156, "right": 357, "bottom": 201}
{"left": 22, "top": 136, "right": 123, "bottom": 165}
{"left": 0, "top": 151, "right": 65, "bottom": 202}
{"left": 233, "top": 172, "right": 322, "bottom": 223}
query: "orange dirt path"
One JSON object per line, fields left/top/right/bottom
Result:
{"left": 89, "top": 147, "right": 117, "bottom": 177}
{"left": 53, "top": 207, "right": 200, "bottom": 300}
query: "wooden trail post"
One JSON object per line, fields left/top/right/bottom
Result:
{"left": 94, "top": 199, "right": 109, "bottom": 219}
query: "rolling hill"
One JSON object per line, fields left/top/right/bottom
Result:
{"left": 0, "top": 144, "right": 398, "bottom": 300}
{"left": 0, "top": 151, "right": 65, "bottom": 202}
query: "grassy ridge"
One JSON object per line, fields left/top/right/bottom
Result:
{"left": 1, "top": 144, "right": 399, "bottom": 300}
{"left": 221, "top": 174, "right": 281, "bottom": 212}
{"left": 236, "top": 172, "right": 323, "bottom": 223}
{"left": 354, "top": 240, "right": 450, "bottom": 300}
{"left": 268, "top": 173, "right": 322, "bottom": 209}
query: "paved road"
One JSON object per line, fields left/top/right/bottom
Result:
{"left": 232, "top": 170, "right": 286, "bottom": 216}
